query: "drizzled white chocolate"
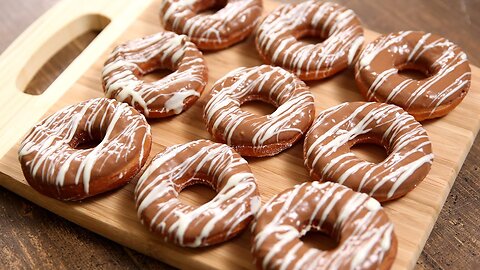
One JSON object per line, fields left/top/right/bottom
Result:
{"left": 160, "top": 0, "right": 263, "bottom": 50}
{"left": 18, "top": 98, "right": 152, "bottom": 201}
{"left": 355, "top": 31, "right": 471, "bottom": 120}
{"left": 102, "top": 31, "right": 207, "bottom": 118}
{"left": 304, "top": 102, "right": 434, "bottom": 202}
{"left": 203, "top": 65, "right": 315, "bottom": 157}
{"left": 255, "top": 0, "right": 364, "bottom": 80}
{"left": 252, "top": 181, "right": 396, "bottom": 270}
{"left": 135, "top": 140, "right": 260, "bottom": 247}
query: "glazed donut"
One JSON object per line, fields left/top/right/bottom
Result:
{"left": 355, "top": 31, "right": 471, "bottom": 121}
{"left": 203, "top": 65, "right": 315, "bottom": 157}
{"left": 102, "top": 31, "right": 208, "bottom": 118}
{"left": 18, "top": 98, "right": 152, "bottom": 201}
{"left": 252, "top": 181, "right": 397, "bottom": 270}
{"left": 160, "top": 0, "right": 263, "bottom": 50}
{"left": 255, "top": 0, "right": 364, "bottom": 80}
{"left": 304, "top": 102, "right": 434, "bottom": 202}
{"left": 135, "top": 139, "right": 260, "bottom": 247}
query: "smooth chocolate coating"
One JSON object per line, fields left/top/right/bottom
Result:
{"left": 304, "top": 102, "right": 433, "bottom": 202}
{"left": 355, "top": 31, "right": 471, "bottom": 121}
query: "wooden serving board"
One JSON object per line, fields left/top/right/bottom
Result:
{"left": 1, "top": 0, "right": 479, "bottom": 269}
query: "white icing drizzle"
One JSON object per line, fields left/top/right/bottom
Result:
{"left": 203, "top": 65, "right": 314, "bottom": 153}
{"left": 304, "top": 102, "right": 433, "bottom": 201}
{"left": 135, "top": 140, "right": 260, "bottom": 247}
{"left": 256, "top": 0, "right": 363, "bottom": 78}
{"left": 160, "top": 0, "right": 262, "bottom": 46}
{"left": 356, "top": 31, "right": 471, "bottom": 116}
{"left": 102, "top": 31, "right": 207, "bottom": 117}
{"left": 18, "top": 98, "right": 151, "bottom": 199}
{"left": 252, "top": 181, "right": 395, "bottom": 270}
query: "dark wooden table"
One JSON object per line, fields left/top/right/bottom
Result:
{"left": 1, "top": 0, "right": 478, "bottom": 269}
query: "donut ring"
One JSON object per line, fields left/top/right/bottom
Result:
{"left": 355, "top": 31, "right": 471, "bottom": 121}
{"left": 252, "top": 181, "right": 397, "bottom": 270}
{"left": 255, "top": 0, "right": 364, "bottom": 80}
{"left": 18, "top": 98, "right": 152, "bottom": 201}
{"left": 160, "top": 0, "right": 263, "bottom": 50}
{"left": 304, "top": 102, "right": 434, "bottom": 202}
{"left": 135, "top": 139, "right": 260, "bottom": 247}
{"left": 203, "top": 65, "right": 315, "bottom": 157}
{"left": 102, "top": 31, "right": 208, "bottom": 118}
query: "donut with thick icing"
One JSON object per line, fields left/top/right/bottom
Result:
{"left": 18, "top": 98, "right": 152, "bottom": 201}
{"left": 203, "top": 65, "right": 315, "bottom": 157}
{"left": 355, "top": 31, "right": 471, "bottom": 121}
{"left": 135, "top": 139, "right": 260, "bottom": 247}
{"left": 102, "top": 31, "right": 208, "bottom": 118}
{"left": 252, "top": 181, "right": 397, "bottom": 270}
{"left": 304, "top": 102, "right": 434, "bottom": 202}
{"left": 255, "top": 0, "right": 364, "bottom": 80}
{"left": 160, "top": 0, "right": 263, "bottom": 50}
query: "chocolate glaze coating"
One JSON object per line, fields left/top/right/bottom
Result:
{"left": 355, "top": 31, "right": 471, "bottom": 121}
{"left": 252, "top": 181, "right": 397, "bottom": 270}
{"left": 102, "top": 31, "right": 208, "bottom": 118}
{"left": 18, "top": 98, "right": 152, "bottom": 201}
{"left": 160, "top": 0, "right": 263, "bottom": 50}
{"left": 255, "top": 0, "right": 364, "bottom": 80}
{"left": 203, "top": 65, "right": 315, "bottom": 157}
{"left": 304, "top": 102, "right": 434, "bottom": 202}
{"left": 135, "top": 140, "right": 260, "bottom": 247}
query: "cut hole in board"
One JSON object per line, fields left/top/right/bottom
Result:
{"left": 241, "top": 100, "right": 277, "bottom": 116}
{"left": 178, "top": 182, "right": 217, "bottom": 207}
{"left": 351, "top": 143, "right": 388, "bottom": 164}
{"left": 20, "top": 14, "right": 110, "bottom": 95}
{"left": 301, "top": 230, "right": 339, "bottom": 251}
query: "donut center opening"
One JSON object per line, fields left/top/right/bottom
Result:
{"left": 397, "top": 62, "right": 431, "bottom": 81}
{"left": 142, "top": 68, "right": 173, "bottom": 83}
{"left": 197, "top": 0, "right": 227, "bottom": 15}
{"left": 350, "top": 141, "right": 388, "bottom": 164}
{"left": 241, "top": 100, "right": 277, "bottom": 116}
{"left": 178, "top": 181, "right": 217, "bottom": 207}
{"left": 301, "top": 230, "right": 338, "bottom": 251}
{"left": 296, "top": 30, "right": 327, "bottom": 46}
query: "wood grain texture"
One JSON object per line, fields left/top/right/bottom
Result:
{"left": 0, "top": 0, "right": 478, "bottom": 269}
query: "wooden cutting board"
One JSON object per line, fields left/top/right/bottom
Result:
{"left": 1, "top": 0, "right": 479, "bottom": 269}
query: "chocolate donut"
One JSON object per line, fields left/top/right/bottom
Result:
{"left": 203, "top": 65, "right": 315, "bottom": 157}
{"left": 304, "top": 102, "right": 434, "bottom": 202}
{"left": 355, "top": 31, "right": 471, "bottom": 121}
{"left": 160, "top": 0, "right": 263, "bottom": 50}
{"left": 135, "top": 140, "right": 260, "bottom": 247}
{"left": 252, "top": 181, "right": 397, "bottom": 270}
{"left": 255, "top": 0, "right": 364, "bottom": 80}
{"left": 18, "top": 98, "right": 152, "bottom": 201}
{"left": 102, "top": 31, "right": 208, "bottom": 118}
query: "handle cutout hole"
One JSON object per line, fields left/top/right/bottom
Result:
{"left": 20, "top": 14, "right": 110, "bottom": 95}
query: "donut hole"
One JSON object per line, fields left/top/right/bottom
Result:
{"left": 197, "top": 0, "right": 227, "bottom": 15}
{"left": 300, "top": 229, "right": 339, "bottom": 251}
{"left": 141, "top": 68, "right": 173, "bottom": 83}
{"left": 295, "top": 29, "right": 327, "bottom": 46}
{"left": 178, "top": 181, "right": 217, "bottom": 207}
{"left": 350, "top": 139, "right": 388, "bottom": 164}
{"left": 397, "top": 62, "right": 433, "bottom": 81}
{"left": 70, "top": 132, "right": 105, "bottom": 150}
{"left": 241, "top": 100, "right": 277, "bottom": 116}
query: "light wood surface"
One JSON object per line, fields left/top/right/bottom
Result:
{"left": 0, "top": 0, "right": 479, "bottom": 269}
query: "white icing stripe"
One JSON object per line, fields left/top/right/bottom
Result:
{"left": 102, "top": 32, "right": 206, "bottom": 117}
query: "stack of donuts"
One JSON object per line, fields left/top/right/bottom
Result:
{"left": 18, "top": 0, "right": 471, "bottom": 269}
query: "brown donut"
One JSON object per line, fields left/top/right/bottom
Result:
{"left": 160, "top": 0, "right": 263, "bottom": 50}
{"left": 102, "top": 31, "right": 208, "bottom": 118}
{"left": 18, "top": 98, "right": 152, "bottom": 201}
{"left": 203, "top": 65, "right": 315, "bottom": 157}
{"left": 304, "top": 102, "right": 434, "bottom": 202}
{"left": 135, "top": 139, "right": 261, "bottom": 247}
{"left": 252, "top": 181, "right": 397, "bottom": 270}
{"left": 255, "top": 0, "right": 364, "bottom": 80}
{"left": 355, "top": 31, "right": 471, "bottom": 121}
